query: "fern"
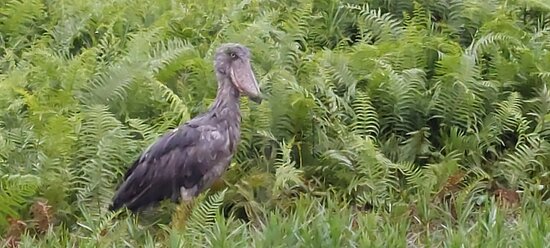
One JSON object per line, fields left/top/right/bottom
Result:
{"left": 467, "top": 32, "right": 524, "bottom": 60}
{"left": 345, "top": 3, "right": 403, "bottom": 43}
{"left": 276, "top": 0, "right": 312, "bottom": 73}
{"left": 430, "top": 53, "right": 488, "bottom": 131}
{"left": 179, "top": 189, "right": 228, "bottom": 245}
{"left": 0, "top": 0, "right": 46, "bottom": 51}
{"left": 0, "top": 174, "right": 41, "bottom": 228}
{"left": 399, "top": 127, "right": 434, "bottom": 163}
{"left": 272, "top": 139, "right": 305, "bottom": 197}
{"left": 148, "top": 38, "right": 195, "bottom": 74}
{"left": 412, "top": 151, "right": 463, "bottom": 194}
{"left": 148, "top": 79, "right": 191, "bottom": 128}
{"left": 348, "top": 90, "right": 379, "bottom": 139}
{"left": 324, "top": 134, "right": 401, "bottom": 208}
{"left": 525, "top": 85, "right": 550, "bottom": 137}
{"left": 494, "top": 93, "right": 523, "bottom": 127}
{"left": 73, "top": 105, "right": 138, "bottom": 212}
{"left": 74, "top": 206, "right": 128, "bottom": 246}
{"left": 374, "top": 65, "right": 426, "bottom": 138}
{"left": 307, "top": 0, "right": 351, "bottom": 49}
{"left": 83, "top": 28, "right": 159, "bottom": 105}
{"left": 494, "top": 138, "right": 545, "bottom": 188}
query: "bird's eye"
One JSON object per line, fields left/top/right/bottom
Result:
{"left": 230, "top": 53, "right": 236, "bottom": 58}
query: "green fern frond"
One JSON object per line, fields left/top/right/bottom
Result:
{"left": 74, "top": 105, "right": 138, "bottom": 211}
{"left": 277, "top": 0, "right": 312, "bottom": 72}
{"left": 84, "top": 28, "right": 177, "bottom": 105}
{"left": 272, "top": 138, "right": 304, "bottom": 196}
{"left": 430, "top": 54, "right": 488, "bottom": 131}
{"left": 148, "top": 38, "right": 195, "bottom": 74}
{"left": 150, "top": 79, "right": 191, "bottom": 127}
{"left": 75, "top": 205, "right": 126, "bottom": 245}
{"left": 536, "top": 71, "right": 550, "bottom": 81}
{"left": 0, "top": 0, "right": 46, "bottom": 48}
{"left": 494, "top": 92, "right": 530, "bottom": 142}
{"left": 306, "top": 0, "right": 350, "bottom": 49}
{"left": 440, "top": 127, "right": 483, "bottom": 165}
{"left": 126, "top": 118, "right": 160, "bottom": 145}
{"left": 467, "top": 32, "right": 524, "bottom": 59}
{"left": 495, "top": 92, "right": 523, "bottom": 124}
{"left": 345, "top": 3, "right": 403, "bottom": 43}
{"left": 85, "top": 58, "right": 146, "bottom": 105}
{"left": 495, "top": 138, "right": 544, "bottom": 188}
{"left": 413, "top": 151, "right": 462, "bottom": 193}
{"left": 0, "top": 174, "right": 41, "bottom": 228}
{"left": 403, "top": 1, "right": 429, "bottom": 32}
{"left": 431, "top": 0, "right": 468, "bottom": 33}
{"left": 525, "top": 85, "right": 550, "bottom": 136}
{"left": 324, "top": 134, "right": 400, "bottom": 208}
{"left": 318, "top": 50, "right": 358, "bottom": 102}
{"left": 374, "top": 65, "right": 426, "bottom": 137}
{"left": 394, "top": 160, "right": 423, "bottom": 188}
{"left": 181, "top": 189, "right": 228, "bottom": 244}
{"left": 400, "top": 127, "right": 433, "bottom": 163}
{"left": 349, "top": 90, "right": 379, "bottom": 139}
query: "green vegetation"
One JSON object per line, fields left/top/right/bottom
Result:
{"left": 1, "top": 0, "right": 549, "bottom": 246}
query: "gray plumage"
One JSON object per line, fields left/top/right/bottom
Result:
{"left": 109, "top": 43, "right": 262, "bottom": 212}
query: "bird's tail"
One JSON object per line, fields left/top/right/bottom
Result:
{"left": 109, "top": 180, "right": 158, "bottom": 213}
{"left": 108, "top": 178, "right": 135, "bottom": 212}
{"left": 108, "top": 189, "right": 126, "bottom": 211}
{"left": 108, "top": 200, "right": 122, "bottom": 212}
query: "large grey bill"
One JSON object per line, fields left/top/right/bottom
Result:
{"left": 230, "top": 60, "right": 262, "bottom": 103}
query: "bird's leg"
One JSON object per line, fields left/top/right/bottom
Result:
{"left": 180, "top": 187, "right": 197, "bottom": 212}
{"left": 179, "top": 187, "right": 196, "bottom": 210}
{"left": 180, "top": 188, "right": 193, "bottom": 202}
{"left": 171, "top": 187, "right": 196, "bottom": 230}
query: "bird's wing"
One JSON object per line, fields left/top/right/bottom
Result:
{"left": 110, "top": 120, "right": 231, "bottom": 212}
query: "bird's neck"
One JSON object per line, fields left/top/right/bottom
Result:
{"left": 209, "top": 78, "right": 241, "bottom": 123}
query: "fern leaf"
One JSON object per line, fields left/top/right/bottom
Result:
{"left": 345, "top": 3, "right": 403, "bottom": 43}
{"left": 495, "top": 138, "right": 544, "bottom": 188}
{"left": 74, "top": 105, "right": 138, "bottom": 211}
{"left": 349, "top": 91, "right": 379, "bottom": 139}
{"left": 0, "top": 174, "right": 41, "bottom": 228}
{"left": 272, "top": 139, "right": 304, "bottom": 196}
{"left": 181, "top": 189, "right": 228, "bottom": 244}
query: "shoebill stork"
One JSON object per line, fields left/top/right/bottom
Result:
{"left": 109, "top": 43, "right": 262, "bottom": 212}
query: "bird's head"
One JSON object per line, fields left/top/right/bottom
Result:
{"left": 214, "top": 43, "right": 262, "bottom": 104}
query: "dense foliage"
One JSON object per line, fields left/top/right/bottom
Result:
{"left": 1, "top": 0, "right": 549, "bottom": 246}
